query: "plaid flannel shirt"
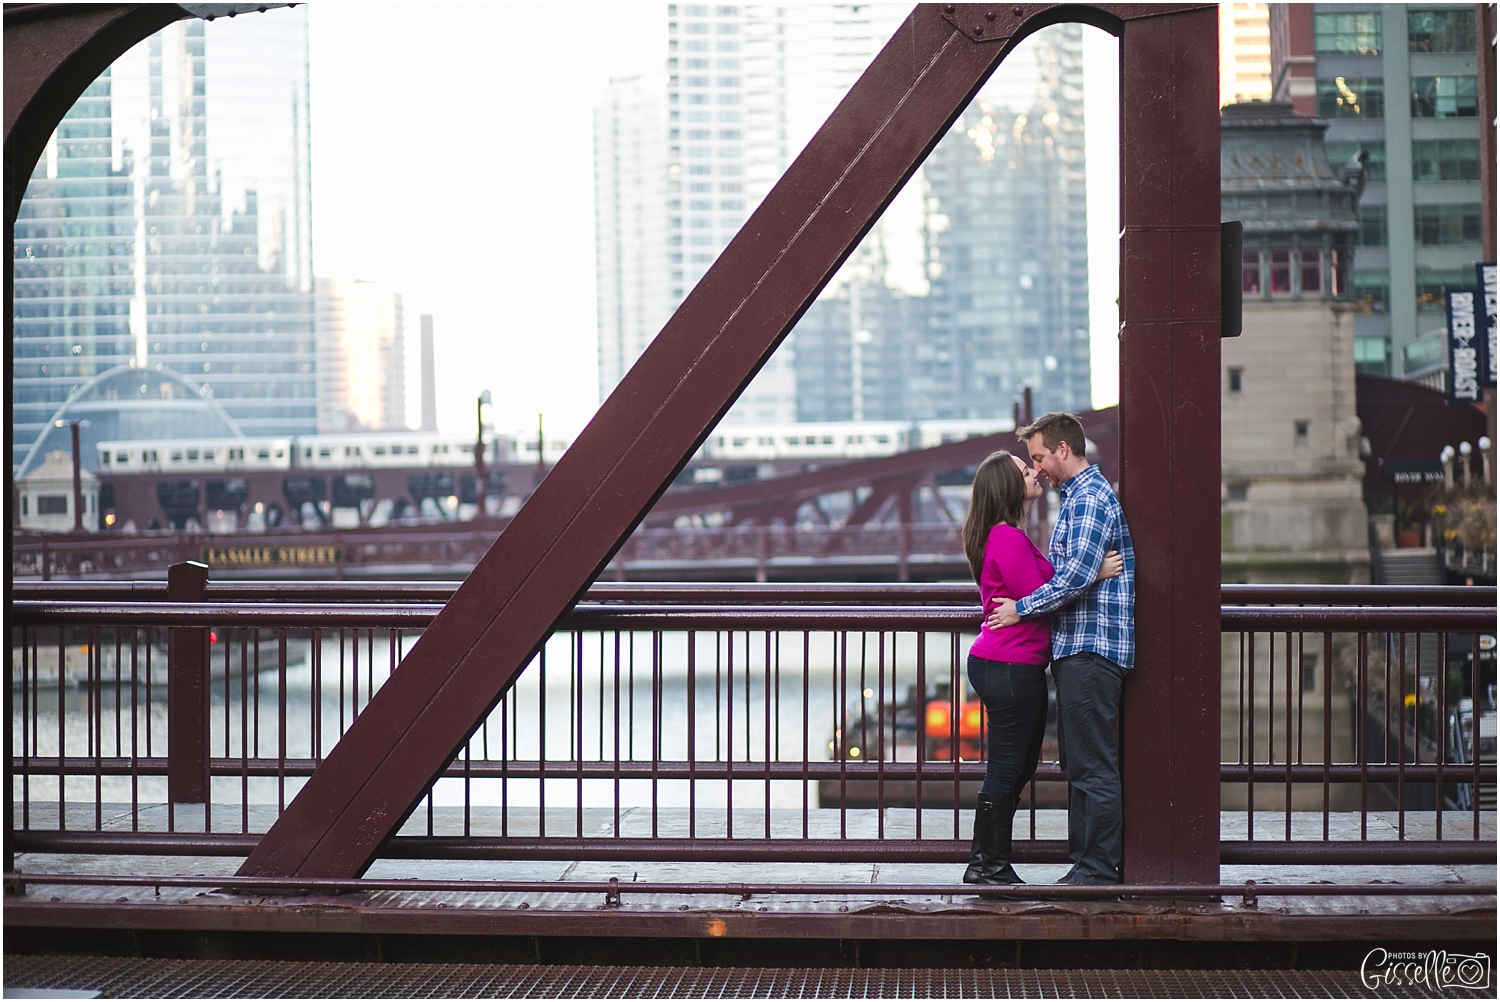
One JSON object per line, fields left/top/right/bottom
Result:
{"left": 1014, "top": 463, "right": 1136, "bottom": 669}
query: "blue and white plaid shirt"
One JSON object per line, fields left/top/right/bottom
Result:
{"left": 1015, "top": 463, "right": 1136, "bottom": 669}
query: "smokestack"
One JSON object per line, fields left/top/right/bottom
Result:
{"left": 419, "top": 314, "right": 438, "bottom": 432}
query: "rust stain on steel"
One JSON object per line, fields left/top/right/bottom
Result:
{"left": 225, "top": 2, "right": 1216, "bottom": 880}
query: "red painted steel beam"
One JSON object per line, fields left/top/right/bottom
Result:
{"left": 1116, "top": 6, "right": 1222, "bottom": 885}
{"left": 227, "top": 2, "right": 1214, "bottom": 881}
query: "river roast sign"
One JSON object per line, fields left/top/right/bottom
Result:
{"left": 200, "top": 545, "right": 343, "bottom": 568}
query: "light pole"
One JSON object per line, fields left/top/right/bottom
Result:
{"left": 475, "top": 390, "right": 492, "bottom": 518}
{"left": 1458, "top": 440, "right": 1473, "bottom": 486}
{"left": 1440, "top": 445, "right": 1456, "bottom": 490}
{"left": 56, "top": 418, "right": 89, "bottom": 533}
{"left": 1480, "top": 436, "right": 1493, "bottom": 486}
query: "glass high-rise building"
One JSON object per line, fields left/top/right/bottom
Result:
{"left": 12, "top": 8, "right": 314, "bottom": 475}
{"left": 1270, "top": 4, "right": 1485, "bottom": 383}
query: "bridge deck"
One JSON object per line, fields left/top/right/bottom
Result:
{"left": 9, "top": 807, "right": 1494, "bottom": 944}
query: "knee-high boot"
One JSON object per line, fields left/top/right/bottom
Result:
{"left": 962, "top": 792, "right": 1023, "bottom": 884}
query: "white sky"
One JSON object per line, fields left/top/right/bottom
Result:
{"left": 308, "top": 4, "right": 1122, "bottom": 439}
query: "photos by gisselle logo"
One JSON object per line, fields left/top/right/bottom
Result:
{"left": 1361, "top": 948, "right": 1492, "bottom": 992}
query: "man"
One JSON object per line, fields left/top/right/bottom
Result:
{"left": 987, "top": 411, "right": 1134, "bottom": 885}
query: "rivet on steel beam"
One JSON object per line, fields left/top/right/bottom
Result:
{"left": 974, "top": 25, "right": 984, "bottom": 34}
{"left": 1013, "top": 6, "right": 1023, "bottom": 15}
{"left": 986, "top": 11, "right": 996, "bottom": 20}
{"left": 944, "top": 4, "right": 955, "bottom": 12}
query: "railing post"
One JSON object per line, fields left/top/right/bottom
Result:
{"left": 167, "top": 560, "right": 210, "bottom": 804}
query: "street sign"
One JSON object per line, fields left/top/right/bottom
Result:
{"left": 1445, "top": 289, "right": 1482, "bottom": 404}
{"left": 1478, "top": 263, "right": 1496, "bottom": 389}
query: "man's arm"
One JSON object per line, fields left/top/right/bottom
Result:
{"left": 1013, "top": 492, "right": 1115, "bottom": 618}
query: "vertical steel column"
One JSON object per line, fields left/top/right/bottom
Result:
{"left": 1117, "top": 6, "right": 1222, "bottom": 884}
{"left": 166, "top": 560, "right": 210, "bottom": 804}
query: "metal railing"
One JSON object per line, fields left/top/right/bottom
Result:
{"left": 8, "top": 581, "right": 1495, "bottom": 873}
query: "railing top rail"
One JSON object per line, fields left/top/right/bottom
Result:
{"left": 11, "top": 599, "right": 1495, "bottom": 632}
{"left": 11, "top": 580, "right": 1497, "bottom": 607}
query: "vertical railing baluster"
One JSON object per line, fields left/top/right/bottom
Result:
{"left": 688, "top": 630, "right": 697, "bottom": 840}
{"left": 1471, "top": 630, "right": 1482, "bottom": 841}
{"left": 58, "top": 628, "right": 66, "bottom": 832}
{"left": 1357, "top": 632, "right": 1369, "bottom": 840}
{"left": 1321, "top": 631, "right": 1332, "bottom": 841}
{"left": 540, "top": 644, "right": 548, "bottom": 839}
{"left": 915, "top": 631, "right": 925, "bottom": 841}
{"left": 277, "top": 629, "right": 287, "bottom": 815}
{"left": 613, "top": 631, "right": 621, "bottom": 840}
{"left": 1246, "top": 631, "right": 1255, "bottom": 841}
{"left": 800, "top": 630, "right": 810, "bottom": 841}
{"left": 876, "top": 629, "right": 885, "bottom": 841}
{"left": 575, "top": 630, "right": 584, "bottom": 839}
{"left": 1398, "top": 632, "right": 1409, "bottom": 839}
{"left": 764, "top": 629, "right": 772, "bottom": 840}
{"left": 241, "top": 628, "right": 249, "bottom": 835}
{"left": 1435, "top": 631, "right": 1446, "bottom": 842}
{"left": 1284, "top": 631, "right": 1292, "bottom": 841}
{"left": 839, "top": 629, "right": 848, "bottom": 840}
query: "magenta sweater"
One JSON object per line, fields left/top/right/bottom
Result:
{"left": 968, "top": 523, "right": 1054, "bottom": 666}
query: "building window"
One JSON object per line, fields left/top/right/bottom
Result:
{"left": 1300, "top": 249, "right": 1322, "bottom": 295}
{"left": 1407, "top": 9, "right": 1476, "bottom": 52}
{"left": 1226, "top": 483, "right": 1249, "bottom": 502}
{"left": 1354, "top": 335, "right": 1390, "bottom": 376}
{"left": 1325, "top": 141, "right": 1385, "bottom": 181}
{"left": 1227, "top": 367, "right": 1243, "bottom": 393}
{"left": 1353, "top": 271, "right": 1389, "bottom": 313}
{"left": 1317, "top": 77, "right": 1383, "bottom": 118}
{"left": 1241, "top": 251, "right": 1262, "bottom": 294}
{"left": 1313, "top": 11, "right": 1381, "bottom": 54}
{"left": 1294, "top": 420, "right": 1310, "bottom": 447}
{"left": 1412, "top": 139, "right": 1481, "bottom": 181}
{"left": 1410, "top": 76, "right": 1477, "bottom": 118}
{"left": 37, "top": 495, "right": 69, "bottom": 515}
{"left": 1269, "top": 250, "right": 1293, "bottom": 295}
{"left": 1414, "top": 203, "right": 1482, "bottom": 246}
{"left": 1358, "top": 205, "right": 1387, "bottom": 247}
{"left": 1416, "top": 267, "right": 1476, "bottom": 311}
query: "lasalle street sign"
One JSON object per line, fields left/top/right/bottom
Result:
{"left": 200, "top": 545, "right": 344, "bottom": 568}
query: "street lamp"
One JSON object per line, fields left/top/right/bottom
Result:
{"left": 1440, "top": 444, "right": 1456, "bottom": 490}
{"left": 1479, "top": 436, "right": 1493, "bottom": 486}
{"left": 55, "top": 418, "right": 89, "bottom": 533}
{"left": 475, "top": 390, "right": 492, "bottom": 518}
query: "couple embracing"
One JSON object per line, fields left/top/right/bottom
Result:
{"left": 960, "top": 411, "right": 1135, "bottom": 887}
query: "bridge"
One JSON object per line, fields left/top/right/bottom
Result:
{"left": 13, "top": 409, "right": 1117, "bottom": 582}
{"left": 5, "top": 1, "right": 1496, "bottom": 994}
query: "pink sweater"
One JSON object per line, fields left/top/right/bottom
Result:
{"left": 968, "top": 523, "right": 1053, "bottom": 666}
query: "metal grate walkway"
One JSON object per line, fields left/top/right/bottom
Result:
{"left": 4, "top": 956, "right": 1492, "bottom": 999}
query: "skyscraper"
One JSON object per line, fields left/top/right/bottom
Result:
{"left": 1220, "top": 3, "right": 1274, "bottom": 107}
{"left": 791, "top": 23, "right": 1092, "bottom": 421}
{"left": 315, "top": 278, "right": 406, "bottom": 433}
{"left": 594, "top": 72, "right": 671, "bottom": 401}
{"left": 1270, "top": 4, "right": 1485, "bottom": 383}
{"left": 11, "top": 8, "right": 314, "bottom": 473}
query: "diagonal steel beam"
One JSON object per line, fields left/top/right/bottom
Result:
{"left": 239, "top": 2, "right": 1212, "bottom": 879}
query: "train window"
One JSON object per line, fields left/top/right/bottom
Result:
{"left": 203, "top": 450, "right": 214, "bottom": 461}
{"left": 258, "top": 449, "right": 270, "bottom": 459}
{"left": 408, "top": 445, "right": 419, "bottom": 454}
{"left": 305, "top": 448, "right": 313, "bottom": 458}
{"left": 146, "top": 450, "right": 157, "bottom": 463}
{"left": 442, "top": 445, "right": 450, "bottom": 453}
{"left": 373, "top": 446, "right": 387, "bottom": 456}
{"left": 876, "top": 435, "right": 889, "bottom": 444}
{"left": 117, "top": 453, "right": 129, "bottom": 463}
{"left": 171, "top": 451, "right": 183, "bottom": 462}
{"left": 275, "top": 450, "right": 284, "bottom": 459}
{"left": 319, "top": 447, "right": 331, "bottom": 458}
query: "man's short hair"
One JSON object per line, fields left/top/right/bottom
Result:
{"left": 1018, "top": 411, "right": 1087, "bottom": 457}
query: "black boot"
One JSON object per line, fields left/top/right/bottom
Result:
{"left": 962, "top": 792, "right": 1024, "bottom": 884}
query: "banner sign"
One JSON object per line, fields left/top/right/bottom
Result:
{"left": 200, "top": 544, "right": 343, "bottom": 568}
{"left": 1384, "top": 460, "right": 1444, "bottom": 485}
{"left": 1445, "top": 289, "right": 1481, "bottom": 404}
{"left": 1478, "top": 262, "right": 1497, "bottom": 389}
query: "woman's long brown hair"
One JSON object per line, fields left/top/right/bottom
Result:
{"left": 962, "top": 450, "right": 1027, "bottom": 584}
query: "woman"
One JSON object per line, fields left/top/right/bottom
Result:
{"left": 960, "top": 450, "right": 1121, "bottom": 884}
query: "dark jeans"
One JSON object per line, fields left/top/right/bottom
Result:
{"left": 966, "top": 656, "right": 1048, "bottom": 798}
{"left": 1051, "top": 651, "right": 1127, "bottom": 884}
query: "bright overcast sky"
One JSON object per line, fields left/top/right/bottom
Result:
{"left": 308, "top": 3, "right": 1122, "bottom": 439}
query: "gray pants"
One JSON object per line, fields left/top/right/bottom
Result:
{"left": 1051, "top": 651, "right": 1127, "bottom": 884}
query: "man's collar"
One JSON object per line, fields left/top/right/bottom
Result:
{"left": 1056, "top": 463, "right": 1098, "bottom": 496}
